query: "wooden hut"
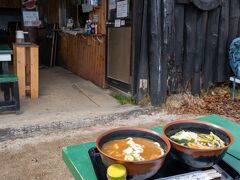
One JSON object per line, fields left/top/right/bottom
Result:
{"left": 134, "top": 0, "right": 240, "bottom": 105}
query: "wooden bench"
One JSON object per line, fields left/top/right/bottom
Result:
{"left": 0, "top": 44, "right": 12, "bottom": 101}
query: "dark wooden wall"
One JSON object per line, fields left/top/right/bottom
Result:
{"left": 134, "top": 0, "right": 240, "bottom": 105}
{"left": 0, "top": 0, "right": 21, "bottom": 8}
{"left": 167, "top": 0, "right": 240, "bottom": 95}
{"left": 47, "top": 0, "right": 60, "bottom": 24}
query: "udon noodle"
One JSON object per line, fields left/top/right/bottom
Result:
{"left": 170, "top": 130, "right": 225, "bottom": 149}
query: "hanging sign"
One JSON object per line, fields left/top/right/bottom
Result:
{"left": 22, "top": 11, "right": 41, "bottom": 27}
{"left": 22, "top": 0, "right": 41, "bottom": 27}
{"left": 116, "top": 0, "right": 128, "bottom": 18}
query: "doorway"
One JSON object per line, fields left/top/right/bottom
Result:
{"left": 106, "top": 0, "right": 133, "bottom": 93}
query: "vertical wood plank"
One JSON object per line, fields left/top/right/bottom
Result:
{"left": 30, "top": 47, "right": 39, "bottom": 99}
{"left": 174, "top": 5, "right": 185, "bottom": 67}
{"left": 216, "top": 0, "right": 230, "bottom": 82}
{"left": 228, "top": 0, "right": 240, "bottom": 44}
{"left": 13, "top": 44, "right": 17, "bottom": 74}
{"left": 192, "top": 11, "right": 208, "bottom": 95}
{"left": 238, "top": 17, "right": 240, "bottom": 35}
{"left": 203, "top": 7, "right": 221, "bottom": 90}
{"left": 98, "top": 38, "right": 101, "bottom": 86}
{"left": 148, "top": 0, "right": 163, "bottom": 105}
{"left": 183, "top": 5, "right": 197, "bottom": 87}
{"left": 171, "top": 4, "right": 184, "bottom": 92}
{"left": 25, "top": 48, "right": 31, "bottom": 88}
{"left": 101, "top": 37, "right": 106, "bottom": 87}
{"left": 15, "top": 46, "right": 26, "bottom": 99}
{"left": 78, "top": 36, "right": 82, "bottom": 77}
{"left": 163, "top": 0, "right": 175, "bottom": 103}
{"left": 89, "top": 37, "right": 93, "bottom": 81}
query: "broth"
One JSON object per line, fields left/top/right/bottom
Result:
{"left": 102, "top": 137, "right": 164, "bottom": 161}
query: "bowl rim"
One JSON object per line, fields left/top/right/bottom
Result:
{"left": 96, "top": 127, "right": 171, "bottom": 163}
{"left": 162, "top": 119, "right": 234, "bottom": 152}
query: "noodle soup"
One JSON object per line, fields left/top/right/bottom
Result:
{"left": 170, "top": 130, "right": 225, "bottom": 149}
{"left": 102, "top": 137, "right": 164, "bottom": 161}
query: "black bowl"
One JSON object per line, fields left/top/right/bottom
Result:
{"left": 163, "top": 120, "right": 234, "bottom": 169}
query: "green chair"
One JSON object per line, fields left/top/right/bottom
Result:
{"left": 0, "top": 74, "right": 20, "bottom": 113}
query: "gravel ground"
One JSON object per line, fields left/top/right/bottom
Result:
{"left": 0, "top": 112, "right": 199, "bottom": 180}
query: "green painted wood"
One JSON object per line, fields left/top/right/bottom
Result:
{"left": 196, "top": 114, "right": 240, "bottom": 174}
{"left": 62, "top": 115, "right": 240, "bottom": 179}
{"left": 151, "top": 126, "right": 163, "bottom": 133}
{"left": 0, "top": 74, "right": 18, "bottom": 83}
{"left": 197, "top": 114, "right": 240, "bottom": 161}
{"left": 223, "top": 153, "right": 240, "bottom": 174}
{"left": 62, "top": 142, "right": 97, "bottom": 180}
{"left": 0, "top": 45, "right": 12, "bottom": 54}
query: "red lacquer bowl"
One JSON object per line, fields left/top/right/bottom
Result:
{"left": 163, "top": 120, "right": 234, "bottom": 169}
{"left": 96, "top": 127, "right": 171, "bottom": 179}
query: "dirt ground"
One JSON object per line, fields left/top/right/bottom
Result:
{"left": 0, "top": 113, "right": 199, "bottom": 180}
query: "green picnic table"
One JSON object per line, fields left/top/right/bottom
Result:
{"left": 62, "top": 114, "right": 240, "bottom": 180}
{"left": 0, "top": 44, "right": 13, "bottom": 54}
{"left": 0, "top": 44, "right": 13, "bottom": 101}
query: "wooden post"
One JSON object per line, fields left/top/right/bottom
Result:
{"left": 192, "top": 11, "right": 208, "bottom": 95}
{"left": 183, "top": 5, "right": 197, "bottom": 87}
{"left": 228, "top": 0, "right": 240, "bottom": 44}
{"left": 216, "top": 0, "right": 230, "bottom": 82}
{"left": 30, "top": 47, "right": 39, "bottom": 99}
{"left": 50, "top": 24, "right": 56, "bottom": 67}
{"left": 174, "top": 5, "right": 184, "bottom": 67}
{"left": 14, "top": 45, "right": 26, "bottom": 99}
{"left": 173, "top": 4, "right": 184, "bottom": 92}
{"left": 203, "top": 7, "right": 221, "bottom": 90}
{"left": 13, "top": 44, "right": 39, "bottom": 99}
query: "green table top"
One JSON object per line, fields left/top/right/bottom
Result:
{"left": 0, "top": 44, "right": 12, "bottom": 54}
{"left": 62, "top": 114, "right": 240, "bottom": 180}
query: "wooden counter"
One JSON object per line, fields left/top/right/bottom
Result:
{"left": 58, "top": 32, "right": 106, "bottom": 88}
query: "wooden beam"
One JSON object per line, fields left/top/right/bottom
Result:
{"left": 183, "top": 5, "right": 197, "bottom": 87}
{"left": 228, "top": 0, "right": 240, "bottom": 44}
{"left": 203, "top": 7, "right": 221, "bottom": 90}
{"left": 30, "top": 47, "right": 39, "bottom": 99}
{"left": 174, "top": 5, "right": 184, "bottom": 67}
{"left": 192, "top": 11, "right": 208, "bottom": 95}
{"left": 14, "top": 46, "right": 26, "bottom": 99}
{"left": 216, "top": 0, "right": 230, "bottom": 82}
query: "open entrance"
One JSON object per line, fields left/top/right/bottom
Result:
{"left": 0, "top": 0, "right": 129, "bottom": 116}
{"left": 106, "top": 0, "right": 133, "bottom": 93}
